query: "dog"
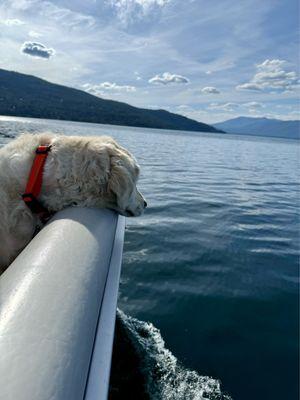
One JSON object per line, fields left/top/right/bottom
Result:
{"left": 0, "top": 133, "right": 146, "bottom": 274}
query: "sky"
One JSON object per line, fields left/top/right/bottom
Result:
{"left": 0, "top": 0, "right": 299, "bottom": 124}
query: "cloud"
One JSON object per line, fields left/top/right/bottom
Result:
{"left": 21, "top": 42, "right": 55, "bottom": 59}
{"left": 121, "top": 0, "right": 170, "bottom": 7}
{"left": 40, "top": 1, "right": 95, "bottom": 29}
{"left": 236, "top": 83, "right": 261, "bottom": 91}
{"left": 134, "top": 71, "right": 142, "bottom": 80}
{"left": 107, "top": 0, "right": 171, "bottom": 25}
{"left": 257, "top": 59, "right": 285, "bottom": 69}
{"left": 109, "top": 0, "right": 170, "bottom": 9}
{"left": 209, "top": 102, "right": 264, "bottom": 113}
{"left": 9, "top": 1, "right": 95, "bottom": 29}
{"left": 177, "top": 104, "right": 191, "bottom": 110}
{"left": 236, "top": 59, "right": 298, "bottom": 92}
{"left": 201, "top": 86, "right": 220, "bottom": 94}
{"left": 243, "top": 101, "right": 263, "bottom": 109}
{"left": 1, "top": 18, "right": 24, "bottom": 26}
{"left": 28, "top": 30, "right": 43, "bottom": 38}
{"left": 208, "top": 102, "right": 240, "bottom": 112}
{"left": 2, "top": 0, "right": 33, "bottom": 11}
{"left": 149, "top": 72, "right": 189, "bottom": 85}
{"left": 83, "top": 82, "right": 136, "bottom": 96}
{"left": 288, "top": 111, "right": 300, "bottom": 117}
{"left": 242, "top": 101, "right": 264, "bottom": 113}
{"left": 175, "top": 104, "right": 209, "bottom": 121}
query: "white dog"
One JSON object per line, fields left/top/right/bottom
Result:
{"left": 0, "top": 133, "right": 146, "bottom": 274}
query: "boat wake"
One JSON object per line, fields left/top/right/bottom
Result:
{"left": 109, "top": 310, "right": 232, "bottom": 400}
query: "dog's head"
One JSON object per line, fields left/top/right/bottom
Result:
{"left": 106, "top": 145, "right": 147, "bottom": 217}
{"left": 43, "top": 135, "right": 147, "bottom": 217}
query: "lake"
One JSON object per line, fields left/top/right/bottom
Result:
{"left": 0, "top": 116, "right": 299, "bottom": 400}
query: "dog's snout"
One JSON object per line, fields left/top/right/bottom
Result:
{"left": 143, "top": 200, "right": 147, "bottom": 208}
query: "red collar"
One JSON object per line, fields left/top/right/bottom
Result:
{"left": 22, "top": 144, "right": 52, "bottom": 223}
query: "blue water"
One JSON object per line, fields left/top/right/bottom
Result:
{"left": 0, "top": 116, "right": 299, "bottom": 399}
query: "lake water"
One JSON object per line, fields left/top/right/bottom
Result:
{"left": 0, "top": 116, "right": 299, "bottom": 400}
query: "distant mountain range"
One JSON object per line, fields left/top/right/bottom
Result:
{"left": 0, "top": 69, "right": 222, "bottom": 134}
{"left": 214, "top": 116, "right": 299, "bottom": 139}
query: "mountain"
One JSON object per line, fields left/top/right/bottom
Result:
{"left": 0, "top": 69, "right": 222, "bottom": 133}
{"left": 214, "top": 116, "right": 299, "bottom": 139}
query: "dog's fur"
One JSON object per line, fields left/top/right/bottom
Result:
{"left": 0, "top": 133, "right": 146, "bottom": 274}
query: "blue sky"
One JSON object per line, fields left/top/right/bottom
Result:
{"left": 0, "top": 0, "right": 299, "bottom": 123}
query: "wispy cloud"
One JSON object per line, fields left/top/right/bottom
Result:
{"left": 209, "top": 102, "right": 240, "bottom": 112}
{"left": 9, "top": 0, "right": 96, "bottom": 29}
{"left": 149, "top": 72, "right": 189, "bottom": 85}
{"left": 83, "top": 82, "right": 136, "bottom": 96}
{"left": 107, "top": 0, "right": 171, "bottom": 25}
{"left": 39, "top": 1, "right": 96, "bottom": 29}
{"left": 28, "top": 30, "right": 43, "bottom": 38}
{"left": 243, "top": 101, "right": 263, "bottom": 109}
{"left": 236, "top": 59, "right": 299, "bottom": 92}
{"left": 21, "top": 41, "right": 55, "bottom": 59}
{"left": 208, "top": 101, "right": 265, "bottom": 113}
{"left": 109, "top": 0, "right": 171, "bottom": 9}
{"left": 134, "top": 71, "right": 142, "bottom": 80}
{"left": 3, "top": 0, "right": 34, "bottom": 11}
{"left": 1, "top": 18, "right": 24, "bottom": 26}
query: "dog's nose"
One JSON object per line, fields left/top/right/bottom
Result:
{"left": 144, "top": 200, "right": 147, "bottom": 208}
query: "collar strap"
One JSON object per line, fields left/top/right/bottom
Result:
{"left": 22, "top": 144, "right": 52, "bottom": 222}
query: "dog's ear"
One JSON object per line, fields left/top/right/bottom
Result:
{"left": 74, "top": 144, "right": 111, "bottom": 191}
{"left": 108, "top": 156, "right": 133, "bottom": 210}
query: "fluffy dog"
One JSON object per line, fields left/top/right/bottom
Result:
{"left": 0, "top": 133, "right": 146, "bottom": 274}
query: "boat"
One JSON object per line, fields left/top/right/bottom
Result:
{"left": 0, "top": 207, "right": 125, "bottom": 400}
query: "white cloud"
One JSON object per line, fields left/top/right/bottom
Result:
{"left": 28, "top": 30, "right": 43, "bottom": 38}
{"left": 201, "top": 86, "right": 220, "bottom": 94}
{"left": 40, "top": 1, "right": 96, "bottom": 29}
{"left": 128, "top": 0, "right": 170, "bottom": 6}
{"left": 134, "top": 71, "right": 142, "bottom": 80}
{"left": 175, "top": 104, "right": 209, "bottom": 121}
{"left": 107, "top": 0, "right": 171, "bottom": 24}
{"left": 243, "top": 101, "right": 264, "bottom": 113}
{"left": 21, "top": 41, "right": 55, "bottom": 59}
{"left": 109, "top": 0, "right": 170, "bottom": 8}
{"left": 236, "top": 83, "right": 261, "bottom": 91}
{"left": 209, "top": 101, "right": 264, "bottom": 113}
{"left": 149, "top": 72, "right": 189, "bottom": 85}
{"left": 1, "top": 1, "right": 95, "bottom": 30}
{"left": 1, "top": 18, "right": 24, "bottom": 26}
{"left": 236, "top": 59, "right": 298, "bottom": 92}
{"left": 288, "top": 111, "right": 300, "bottom": 118}
{"left": 107, "top": 0, "right": 171, "bottom": 14}
{"left": 257, "top": 59, "right": 285, "bottom": 70}
{"left": 209, "top": 102, "right": 240, "bottom": 112}
{"left": 3, "top": 0, "right": 34, "bottom": 11}
{"left": 10, "top": 1, "right": 95, "bottom": 30}
{"left": 177, "top": 104, "right": 191, "bottom": 110}
{"left": 243, "top": 101, "right": 263, "bottom": 109}
{"left": 83, "top": 82, "right": 136, "bottom": 96}
{"left": 99, "top": 82, "right": 136, "bottom": 91}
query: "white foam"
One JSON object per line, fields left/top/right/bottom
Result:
{"left": 117, "top": 309, "right": 232, "bottom": 400}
